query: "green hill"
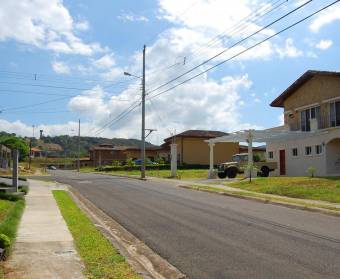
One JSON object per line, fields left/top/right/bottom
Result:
{"left": 41, "top": 135, "right": 155, "bottom": 157}
{"left": 0, "top": 131, "right": 155, "bottom": 157}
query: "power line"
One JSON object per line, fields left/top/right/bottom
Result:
{"left": 0, "top": 96, "right": 70, "bottom": 112}
{"left": 93, "top": 99, "right": 141, "bottom": 136}
{"left": 0, "top": 110, "right": 71, "bottom": 114}
{"left": 89, "top": 0, "right": 298, "bottom": 137}
{"left": 0, "top": 69, "right": 120, "bottom": 84}
{"left": 0, "top": 80, "right": 91, "bottom": 91}
{"left": 146, "top": 0, "right": 313, "bottom": 96}
{"left": 145, "top": 0, "right": 287, "bottom": 91}
{"left": 147, "top": 0, "right": 340, "bottom": 101}
{"left": 0, "top": 89, "right": 76, "bottom": 97}
{"left": 189, "top": 0, "right": 288, "bottom": 59}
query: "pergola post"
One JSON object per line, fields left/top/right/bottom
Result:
{"left": 208, "top": 141, "right": 215, "bottom": 179}
{"left": 246, "top": 130, "right": 255, "bottom": 179}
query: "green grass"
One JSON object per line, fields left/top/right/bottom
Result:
{"left": 53, "top": 190, "right": 139, "bottom": 279}
{"left": 227, "top": 176, "right": 340, "bottom": 203}
{"left": 180, "top": 184, "right": 340, "bottom": 212}
{"left": 0, "top": 195, "right": 25, "bottom": 254}
{"left": 81, "top": 167, "right": 211, "bottom": 180}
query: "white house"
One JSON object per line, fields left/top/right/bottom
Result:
{"left": 267, "top": 70, "right": 340, "bottom": 176}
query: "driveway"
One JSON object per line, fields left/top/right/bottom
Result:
{"left": 53, "top": 170, "right": 340, "bottom": 279}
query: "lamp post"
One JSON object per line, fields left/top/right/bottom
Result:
{"left": 124, "top": 45, "right": 146, "bottom": 179}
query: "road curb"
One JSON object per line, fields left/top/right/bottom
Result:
{"left": 67, "top": 186, "right": 187, "bottom": 279}
{"left": 179, "top": 185, "right": 340, "bottom": 218}
{"left": 81, "top": 171, "right": 149, "bottom": 181}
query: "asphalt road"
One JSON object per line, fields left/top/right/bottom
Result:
{"left": 53, "top": 170, "right": 340, "bottom": 279}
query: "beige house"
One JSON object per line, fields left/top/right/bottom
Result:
{"left": 163, "top": 130, "right": 239, "bottom": 165}
{"left": 89, "top": 144, "right": 167, "bottom": 166}
{"left": 267, "top": 70, "right": 340, "bottom": 176}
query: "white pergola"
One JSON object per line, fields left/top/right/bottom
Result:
{"left": 206, "top": 129, "right": 323, "bottom": 178}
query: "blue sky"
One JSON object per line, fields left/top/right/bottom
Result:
{"left": 0, "top": 0, "right": 340, "bottom": 144}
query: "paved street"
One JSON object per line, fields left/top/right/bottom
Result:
{"left": 54, "top": 170, "right": 340, "bottom": 279}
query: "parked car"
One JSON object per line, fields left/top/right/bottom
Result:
{"left": 47, "top": 165, "right": 57, "bottom": 170}
{"left": 217, "top": 153, "right": 277, "bottom": 179}
{"left": 134, "top": 159, "right": 158, "bottom": 165}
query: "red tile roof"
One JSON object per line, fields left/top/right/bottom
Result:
{"left": 164, "top": 130, "right": 228, "bottom": 142}
{"left": 270, "top": 70, "right": 340, "bottom": 108}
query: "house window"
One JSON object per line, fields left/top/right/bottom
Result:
{"left": 300, "top": 106, "right": 321, "bottom": 131}
{"left": 305, "top": 146, "right": 312, "bottom": 156}
{"left": 330, "top": 101, "right": 340, "bottom": 127}
{"left": 315, "top": 144, "right": 323, "bottom": 155}
{"left": 268, "top": 151, "right": 273, "bottom": 159}
{"left": 292, "top": 148, "right": 298, "bottom": 157}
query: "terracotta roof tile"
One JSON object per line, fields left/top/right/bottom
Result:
{"left": 164, "top": 130, "right": 228, "bottom": 142}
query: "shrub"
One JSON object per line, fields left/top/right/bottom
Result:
{"left": 0, "top": 234, "right": 10, "bottom": 249}
{"left": 125, "top": 158, "right": 135, "bottom": 168}
{"left": 19, "top": 186, "right": 29, "bottom": 195}
{"left": 307, "top": 166, "right": 317, "bottom": 178}
{"left": 253, "top": 154, "right": 261, "bottom": 162}
{"left": 112, "top": 160, "right": 121, "bottom": 167}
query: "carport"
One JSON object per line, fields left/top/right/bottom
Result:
{"left": 206, "top": 129, "right": 314, "bottom": 178}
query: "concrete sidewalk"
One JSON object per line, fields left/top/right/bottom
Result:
{"left": 4, "top": 180, "right": 85, "bottom": 279}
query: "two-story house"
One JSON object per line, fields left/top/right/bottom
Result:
{"left": 267, "top": 70, "right": 340, "bottom": 176}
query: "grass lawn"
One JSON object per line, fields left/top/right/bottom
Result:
{"left": 53, "top": 190, "right": 139, "bottom": 279}
{"left": 227, "top": 176, "right": 340, "bottom": 203}
{"left": 81, "top": 167, "right": 211, "bottom": 180}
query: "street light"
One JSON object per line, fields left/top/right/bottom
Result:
{"left": 124, "top": 72, "right": 141, "bottom": 79}
{"left": 123, "top": 45, "right": 146, "bottom": 179}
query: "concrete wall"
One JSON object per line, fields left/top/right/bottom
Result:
{"left": 283, "top": 75, "right": 340, "bottom": 130}
{"left": 174, "top": 137, "right": 239, "bottom": 165}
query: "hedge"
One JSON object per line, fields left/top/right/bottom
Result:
{"left": 95, "top": 164, "right": 211, "bottom": 172}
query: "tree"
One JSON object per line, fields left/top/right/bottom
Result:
{"left": 0, "top": 136, "right": 29, "bottom": 161}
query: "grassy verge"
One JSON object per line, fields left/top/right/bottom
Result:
{"left": 53, "top": 190, "right": 139, "bottom": 279}
{"left": 0, "top": 194, "right": 25, "bottom": 277}
{"left": 226, "top": 177, "right": 340, "bottom": 203}
{"left": 180, "top": 184, "right": 340, "bottom": 213}
{"left": 81, "top": 167, "right": 212, "bottom": 180}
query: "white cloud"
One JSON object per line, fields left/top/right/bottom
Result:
{"left": 310, "top": 6, "right": 340, "bottom": 33}
{"left": 0, "top": 0, "right": 302, "bottom": 143}
{"left": 275, "top": 38, "right": 303, "bottom": 59}
{"left": 117, "top": 12, "right": 149, "bottom": 22}
{"left": 278, "top": 114, "right": 284, "bottom": 126}
{"left": 93, "top": 54, "right": 116, "bottom": 69}
{"left": 315, "top": 39, "right": 333, "bottom": 50}
{"left": 0, "top": 119, "right": 99, "bottom": 138}
{"left": 159, "top": 0, "right": 254, "bottom": 33}
{"left": 52, "top": 61, "right": 70, "bottom": 74}
{"left": 0, "top": 0, "right": 103, "bottom": 55}
{"left": 68, "top": 86, "right": 111, "bottom": 120}
{"left": 75, "top": 20, "right": 89, "bottom": 31}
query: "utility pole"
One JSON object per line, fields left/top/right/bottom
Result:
{"left": 28, "top": 125, "right": 35, "bottom": 170}
{"left": 141, "top": 45, "right": 146, "bottom": 179}
{"left": 77, "top": 119, "right": 80, "bottom": 172}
